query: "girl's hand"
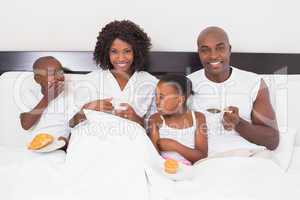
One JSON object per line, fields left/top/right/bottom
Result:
{"left": 82, "top": 98, "right": 113, "bottom": 113}
{"left": 157, "top": 138, "right": 179, "bottom": 152}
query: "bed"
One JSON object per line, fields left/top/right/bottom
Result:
{"left": 0, "top": 51, "right": 299, "bottom": 200}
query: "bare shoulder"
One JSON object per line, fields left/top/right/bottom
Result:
{"left": 254, "top": 79, "right": 273, "bottom": 107}
{"left": 194, "top": 111, "right": 207, "bottom": 132}
{"left": 149, "top": 112, "right": 163, "bottom": 125}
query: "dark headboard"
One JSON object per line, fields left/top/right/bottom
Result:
{"left": 0, "top": 51, "right": 300, "bottom": 75}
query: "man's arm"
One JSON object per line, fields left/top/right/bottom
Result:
{"left": 20, "top": 96, "right": 49, "bottom": 130}
{"left": 224, "top": 79, "right": 279, "bottom": 150}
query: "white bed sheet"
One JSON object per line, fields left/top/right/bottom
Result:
{"left": 289, "top": 146, "right": 300, "bottom": 172}
{"left": 148, "top": 152, "right": 300, "bottom": 200}
{"left": 0, "top": 145, "right": 66, "bottom": 166}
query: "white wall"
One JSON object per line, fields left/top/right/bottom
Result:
{"left": 1, "top": 0, "right": 299, "bottom": 53}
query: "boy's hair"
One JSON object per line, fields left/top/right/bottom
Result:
{"left": 93, "top": 20, "right": 151, "bottom": 71}
{"left": 32, "top": 56, "right": 63, "bottom": 74}
{"left": 159, "top": 74, "right": 194, "bottom": 98}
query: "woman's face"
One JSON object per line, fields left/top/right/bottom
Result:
{"left": 109, "top": 38, "right": 134, "bottom": 74}
{"left": 155, "top": 82, "right": 184, "bottom": 115}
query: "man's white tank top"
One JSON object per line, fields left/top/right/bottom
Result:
{"left": 159, "top": 111, "right": 197, "bottom": 164}
{"left": 188, "top": 67, "right": 266, "bottom": 156}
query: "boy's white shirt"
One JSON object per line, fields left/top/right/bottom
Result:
{"left": 23, "top": 85, "right": 71, "bottom": 140}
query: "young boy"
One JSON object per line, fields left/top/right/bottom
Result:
{"left": 20, "top": 56, "right": 70, "bottom": 149}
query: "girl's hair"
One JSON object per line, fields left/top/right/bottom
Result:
{"left": 159, "top": 74, "right": 194, "bottom": 98}
{"left": 93, "top": 20, "right": 151, "bottom": 71}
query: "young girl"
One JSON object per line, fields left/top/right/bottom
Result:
{"left": 149, "top": 75, "right": 208, "bottom": 165}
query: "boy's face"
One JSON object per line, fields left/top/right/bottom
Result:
{"left": 155, "top": 82, "right": 184, "bottom": 115}
{"left": 34, "top": 60, "right": 65, "bottom": 91}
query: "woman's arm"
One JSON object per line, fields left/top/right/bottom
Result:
{"left": 69, "top": 98, "right": 113, "bottom": 128}
{"left": 69, "top": 109, "right": 87, "bottom": 128}
{"left": 114, "top": 103, "right": 144, "bottom": 127}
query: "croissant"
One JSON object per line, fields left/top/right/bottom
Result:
{"left": 28, "top": 133, "right": 54, "bottom": 150}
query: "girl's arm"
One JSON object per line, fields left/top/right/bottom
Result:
{"left": 158, "top": 112, "right": 208, "bottom": 164}
{"left": 194, "top": 111, "right": 208, "bottom": 159}
{"left": 148, "top": 113, "right": 162, "bottom": 152}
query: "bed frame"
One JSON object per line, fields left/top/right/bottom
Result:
{"left": 0, "top": 51, "right": 300, "bottom": 75}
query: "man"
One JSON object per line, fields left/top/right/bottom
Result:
{"left": 188, "top": 26, "right": 279, "bottom": 156}
{"left": 20, "top": 56, "right": 70, "bottom": 149}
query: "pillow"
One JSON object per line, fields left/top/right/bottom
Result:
{"left": 272, "top": 127, "right": 297, "bottom": 171}
{"left": 296, "top": 131, "right": 300, "bottom": 146}
{"left": 0, "top": 72, "right": 37, "bottom": 147}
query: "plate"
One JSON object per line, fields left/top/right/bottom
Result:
{"left": 30, "top": 138, "right": 66, "bottom": 153}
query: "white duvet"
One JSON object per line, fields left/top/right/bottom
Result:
{"left": 0, "top": 111, "right": 299, "bottom": 200}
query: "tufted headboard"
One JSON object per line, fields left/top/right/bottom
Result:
{"left": 0, "top": 51, "right": 300, "bottom": 75}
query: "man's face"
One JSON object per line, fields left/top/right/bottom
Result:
{"left": 34, "top": 60, "right": 64, "bottom": 90}
{"left": 198, "top": 32, "right": 231, "bottom": 77}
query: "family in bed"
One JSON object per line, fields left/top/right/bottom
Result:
{"left": 20, "top": 20, "right": 279, "bottom": 169}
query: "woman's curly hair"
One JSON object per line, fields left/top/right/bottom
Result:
{"left": 93, "top": 20, "right": 151, "bottom": 71}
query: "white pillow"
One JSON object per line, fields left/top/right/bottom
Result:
{"left": 0, "top": 72, "right": 37, "bottom": 147}
{"left": 272, "top": 127, "right": 297, "bottom": 171}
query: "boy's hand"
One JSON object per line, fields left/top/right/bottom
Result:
{"left": 58, "top": 136, "right": 68, "bottom": 151}
{"left": 45, "top": 81, "right": 64, "bottom": 102}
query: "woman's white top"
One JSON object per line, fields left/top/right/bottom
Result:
{"left": 72, "top": 69, "right": 158, "bottom": 118}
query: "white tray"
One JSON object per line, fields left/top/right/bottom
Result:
{"left": 30, "top": 138, "right": 66, "bottom": 153}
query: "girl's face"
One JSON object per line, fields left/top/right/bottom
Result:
{"left": 109, "top": 38, "right": 134, "bottom": 74}
{"left": 155, "top": 82, "right": 185, "bottom": 115}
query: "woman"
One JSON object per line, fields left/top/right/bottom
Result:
{"left": 69, "top": 20, "right": 158, "bottom": 128}
{"left": 64, "top": 20, "right": 160, "bottom": 199}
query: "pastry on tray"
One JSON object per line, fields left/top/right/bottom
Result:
{"left": 28, "top": 133, "right": 54, "bottom": 150}
{"left": 164, "top": 159, "right": 179, "bottom": 174}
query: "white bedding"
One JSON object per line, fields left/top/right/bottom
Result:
{"left": 0, "top": 112, "right": 299, "bottom": 200}
{"left": 149, "top": 156, "right": 300, "bottom": 200}
{"left": 289, "top": 147, "right": 300, "bottom": 172}
{"left": 0, "top": 146, "right": 66, "bottom": 166}
{"left": 0, "top": 111, "right": 157, "bottom": 200}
